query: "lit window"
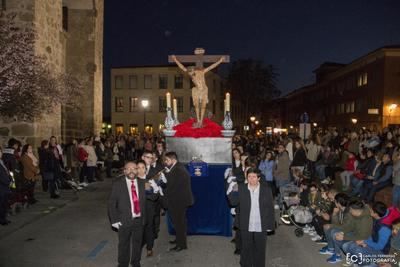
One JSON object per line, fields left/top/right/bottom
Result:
{"left": 129, "top": 124, "right": 138, "bottom": 135}
{"left": 115, "top": 97, "right": 123, "bottom": 112}
{"left": 115, "top": 124, "right": 124, "bottom": 134}
{"left": 362, "top": 73, "right": 368, "bottom": 85}
{"left": 129, "top": 97, "right": 138, "bottom": 112}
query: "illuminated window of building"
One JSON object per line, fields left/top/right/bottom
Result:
{"left": 350, "top": 101, "right": 355, "bottom": 113}
{"left": 159, "top": 96, "right": 167, "bottom": 112}
{"left": 362, "top": 73, "right": 368, "bottom": 85}
{"left": 144, "top": 124, "right": 153, "bottom": 134}
{"left": 174, "top": 75, "right": 183, "bottom": 89}
{"left": 144, "top": 75, "right": 152, "bottom": 89}
{"left": 129, "top": 124, "right": 138, "bottom": 135}
{"left": 340, "top": 103, "right": 345, "bottom": 114}
{"left": 159, "top": 74, "right": 168, "bottom": 89}
{"left": 129, "top": 97, "right": 138, "bottom": 112}
{"left": 115, "top": 124, "right": 124, "bottom": 134}
{"left": 115, "top": 75, "right": 123, "bottom": 89}
{"left": 115, "top": 97, "right": 124, "bottom": 112}
{"left": 129, "top": 75, "right": 137, "bottom": 89}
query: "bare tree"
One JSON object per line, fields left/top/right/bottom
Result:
{"left": 227, "top": 59, "right": 280, "bottom": 120}
{"left": 0, "top": 13, "right": 82, "bottom": 120}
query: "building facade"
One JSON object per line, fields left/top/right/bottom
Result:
{"left": 111, "top": 65, "right": 225, "bottom": 135}
{"left": 265, "top": 46, "right": 400, "bottom": 131}
{"left": 0, "top": 0, "right": 103, "bottom": 147}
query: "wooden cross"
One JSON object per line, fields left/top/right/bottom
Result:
{"left": 168, "top": 48, "right": 230, "bottom": 68}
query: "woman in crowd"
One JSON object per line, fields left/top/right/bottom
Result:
{"left": 20, "top": 144, "right": 40, "bottom": 204}
{"left": 38, "top": 140, "right": 59, "bottom": 199}
{"left": 0, "top": 146, "right": 12, "bottom": 225}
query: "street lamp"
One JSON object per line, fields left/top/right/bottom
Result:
{"left": 313, "top": 122, "right": 318, "bottom": 127}
{"left": 351, "top": 118, "right": 358, "bottom": 124}
{"left": 389, "top": 104, "right": 398, "bottom": 112}
{"left": 255, "top": 120, "right": 259, "bottom": 125}
{"left": 250, "top": 116, "right": 256, "bottom": 122}
{"left": 141, "top": 99, "right": 149, "bottom": 133}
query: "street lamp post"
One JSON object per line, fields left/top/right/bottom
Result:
{"left": 141, "top": 99, "right": 149, "bottom": 134}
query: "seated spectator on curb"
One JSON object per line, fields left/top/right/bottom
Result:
{"left": 342, "top": 202, "right": 392, "bottom": 266}
{"left": 361, "top": 153, "right": 393, "bottom": 203}
{"left": 308, "top": 183, "right": 321, "bottom": 213}
{"left": 309, "top": 184, "right": 334, "bottom": 243}
{"left": 321, "top": 200, "right": 373, "bottom": 264}
{"left": 350, "top": 149, "right": 377, "bottom": 197}
{"left": 392, "top": 151, "right": 400, "bottom": 207}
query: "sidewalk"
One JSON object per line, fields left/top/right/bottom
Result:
{"left": 0, "top": 182, "right": 98, "bottom": 240}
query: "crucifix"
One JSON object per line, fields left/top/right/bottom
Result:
{"left": 169, "top": 48, "right": 230, "bottom": 127}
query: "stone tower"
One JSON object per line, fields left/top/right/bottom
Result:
{"left": 0, "top": 0, "right": 103, "bottom": 147}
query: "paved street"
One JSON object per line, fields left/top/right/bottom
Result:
{"left": 0, "top": 179, "right": 333, "bottom": 267}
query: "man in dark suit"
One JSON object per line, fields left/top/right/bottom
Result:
{"left": 164, "top": 151, "right": 194, "bottom": 251}
{"left": 108, "top": 161, "right": 147, "bottom": 267}
{"left": 228, "top": 167, "right": 275, "bottom": 267}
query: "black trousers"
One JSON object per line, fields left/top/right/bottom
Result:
{"left": 240, "top": 231, "right": 267, "bottom": 267}
{"left": 118, "top": 218, "right": 143, "bottom": 267}
{"left": 0, "top": 192, "right": 9, "bottom": 223}
{"left": 143, "top": 203, "right": 156, "bottom": 250}
{"left": 169, "top": 207, "right": 188, "bottom": 248}
{"left": 153, "top": 201, "right": 161, "bottom": 237}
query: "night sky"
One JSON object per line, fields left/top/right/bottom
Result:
{"left": 103, "top": 0, "right": 400, "bottom": 118}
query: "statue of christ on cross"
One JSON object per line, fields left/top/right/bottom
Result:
{"left": 170, "top": 48, "right": 229, "bottom": 128}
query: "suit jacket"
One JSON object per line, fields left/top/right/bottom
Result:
{"left": 165, "top": 162, "right": 194, "bottom": 209}
{"left": 228, "top": 182, "right": 275, "bottom": 232}
{"left": 0, "top": 160, "right": 11, "bottom": 194}
{"left": 108, "top": 176, "right": 147, "bottom": 227}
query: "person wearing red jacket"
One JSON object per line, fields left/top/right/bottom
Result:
{"left": 340, "top": 152, "right": 357, "bottom": 191}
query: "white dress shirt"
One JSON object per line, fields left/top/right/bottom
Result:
{"left": 248, "top": 184, "right": 262, "bottom": 232}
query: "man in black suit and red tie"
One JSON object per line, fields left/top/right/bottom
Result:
{"left": 108, "top": 161, "right": 147, "bottom": 267}
{"left": 163, "top": 151, "right": 194, "bottom": 252}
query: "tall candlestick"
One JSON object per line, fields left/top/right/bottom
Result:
{"left": 173, "top": 99, "right": 178, "bottom": 119}
{"left": 166, "top": 92, "right": 171, "bottom": 108}
{"left": 226, "top": 93, "right": 230, "bottom": 112}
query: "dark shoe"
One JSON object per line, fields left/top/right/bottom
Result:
{"left": 169, "top": 239, "right": 176, "bottom": 244}
{"left": 28, "top": 199, "right": 38, "bottom": 204}
{"left": 50, "top": 195, "right": 60, "bottom": 199}
{"left": 0, "top": 221, "right": 10, "bottom": 226}
{"left": 234, "top": 249, "right": 241, "bottom": 255}
{"left": 230, "top": 238, "right": 235, "bottom": 243}
{"left": 146, "top": 250, "right": 153, "bottom": 257}
{"left": 169, "top": 245, "right": 187, "bottom": 252}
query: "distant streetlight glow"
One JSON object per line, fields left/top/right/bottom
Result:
{"left": 255, "top": 120, "right": 259, "bottom": 125}
{"left": 141, "top": 99, "right": 149, "bottom": 108}
{"left": 351, "top": 118, "right": 358, "bottom": 124}
{"left": 313, "top": 122, "right": 317, "bottom": 127}
{"left": 389, "top": 104, "right": 398, "bottom": 112}
{"left": 250, "top": 116, "right": 256, "bottom": 122}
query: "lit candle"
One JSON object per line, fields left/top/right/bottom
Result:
{"left": 224, "top": 99, "right": 227, "bottom": 114}
{"left": 226, "top": 93, "right": 230, "bottom": 112}
{"left": 173, "top": 99, "right": 178, "bottom": 119}
{"left": 166, "top": 92, "right": 171, "bottom": 108}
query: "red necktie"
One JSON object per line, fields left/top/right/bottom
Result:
{"left": 131, "top": 180, "right": 141, "bottom": 215}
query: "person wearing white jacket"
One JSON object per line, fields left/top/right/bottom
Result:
{"left": 84, "top": 138, "right": 98, "bottom": 183}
